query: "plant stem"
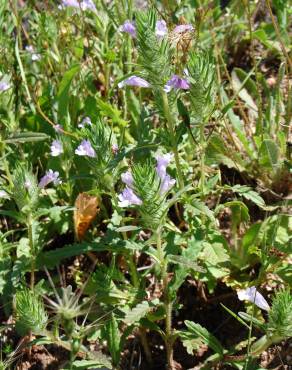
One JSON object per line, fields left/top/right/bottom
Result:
{"left": 27, "top": 213, "right": 35, "bottom": 291}
{"left": 156, "top": 229, "right": 174, "bottom": 369}
{"left": 199, "top": 122, "right": 205, "bottom": 200}
{"left": 161, "top": 91, "right": 184, "bottom": 191}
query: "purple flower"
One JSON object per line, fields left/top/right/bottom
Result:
{"left": 0, "top": 190, "right": 10, "bottom": 199}
{"left": 53, "top": 124, "right": 63, "bottom": 134}
{"left": 237, "top": 286, "right": 270, "bottom": 311}
{"left": 118, "top": 186, "right": 142, "bottom": 207}
{"left": 121, "top": 171, "right": 133, "bottom": 187}
{"left": 50, "top": 140, "right": 63, "bottom": 157}
{"left": 173, "top": 24, "right": 194, "bottom": 33}
{"left": 75, "top": 139, "right": 96, "bottom": 157}
{"left": 25, "top": 45, "right": 41, "bottom": 61}
{"left": 112, "top": 143, "right": 119, "bottom": 155}
{"left": 156, "top": 20, "right": 168, "bottom": 39}
{"left": 160, "top": 174, "right": 176, "bottom": 194}
{"left": 39, "top": 170, "right": 61, "bottom": 188}
{"left": 0, "top": 81, "right": 10, "bottom": 92}
{"left": 61, "top": 0, "right": 81, "bottom": 7}
{"left": 164, "top": 75, "right": 190, "bottom": 93}
{"left": 119, "top": 20, "right": 136, "bottom": 38}
{"left": 78, "top": 116, "right": 92, "bottom": 128}
{"left": 155, "top": 153, "right": 176, "bottom": 194}
{"left": 81, "top": 0, "right": 96, "bottom": 11}
{"left": 118, "top": 75, "right": 150, "bottom": 88}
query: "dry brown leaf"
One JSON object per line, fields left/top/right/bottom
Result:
{"left": 74, "top": 193, "right": 100, "bottom": 241}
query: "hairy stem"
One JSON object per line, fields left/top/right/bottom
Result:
{"left": 156, "top": 229, "right": 174, "bottom": 369}
{"left": 161, "top": 91, "right": 184, "bottom": 190}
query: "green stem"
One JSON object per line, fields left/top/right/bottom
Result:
{"left": 199, "top": 122, "right": 205, "bottom": 200}
{"left": 161, "top": 91, "right": 184, "bottom": 190}
{"left": 27, "top": 214, "right": 35, "bottom": 290}
{"left": 156, "top": 229, "right": 174, "bottom": 369}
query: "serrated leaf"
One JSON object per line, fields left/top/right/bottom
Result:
{"left": 168, "top": 255, "right": 206, "bottom": 273}
{"left": 231, "top": 185, "right": 265, "bottom": 208}
{"left": 124, "top": 301, "right": 152, "bottom": 325}
{"left": 201, "top": 242, "right": 229, "bottom": 264}
{"left": 184, "top": 321, "right": 224, "bottom": 355}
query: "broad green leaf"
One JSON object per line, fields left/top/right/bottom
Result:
{"left": 242, "top": 223, "right": 262, "bottom": 249}
{"left": 231, "top": 185, "right": 266, "bottom": 208}
{"left": 123, "top": 301, "right": 152, "bottom": 325}
{"left": 258, "top": 139, "right": 279, "bottom": 169}
{"left": 225, "top": 201, "right": 250, "bottom": 223}
{"left": 200, "top": 242, "right": 229, "bottom": 264}
{"left": 168, "top": 255, "right": 206, "bottom": 273}
{"left": 184, "top": 321, "right": 224, "bottom": 355}
{"left": 57, "top": 64, "right": 80, "bottom": 121}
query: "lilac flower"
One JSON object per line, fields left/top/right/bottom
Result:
{"left": 111, "top": 143, "right": 119, "bottom": 155}
{"left": 0, "top": 190, "right": 10, "bottom": 199}
{"left": 25, "top": 45, "right": 41, "bottom": 61}
{"left": 118, "top": 76, "right": 150, "bottom": 88}
{"left": 155, "top": 153, "right": 176, "bottom": 194}
{"left": 81, "top": 0, "right": 97, "bottom": 11}
{"left": 75, "top": 140, "right": 96, "bottom": 157}
{"left": 164, "top": 75, "right": 190, "bottom": 93}
{"left": 24, "top": 179, "right": 32, "bottom": 189}
{"left": 121, "top": 171, "right": 133, "bottom": 187}
{"left": 61, "top": 0, "right": 81, "bottom": 7}
{"left": 173, "top": 24, "right": 194, "bottom": 33}
{"left": 118, "top": 187, "right": 142, "bottom": 207}
{"left": 39, "top": 170, "right": 61, "bottom": 188}
{"left": 156, "top": 20, "right": 168, "bottom": 39}
{"left": 53, "top": 124, "right": 63, "bottom": 133}
{"left": 119, "top": 20, "right": 136, "bottom": 38}
{"left": 0, "top": 81, "right": 10, "bottom": 92}
{"left": 50, "top": 140, "right": 63, "bottom": 157}
{"left": 78, "top": 116, "right": 92, "bottom": 128}
{"left": 160, "top": 174, "right": 176, "bottom": 194}
{"left": 237, "top": 286, "right": 270, "bottom": 311}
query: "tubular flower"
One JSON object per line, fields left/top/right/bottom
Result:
{"left": 155, "top": 153, "right": 176, "bottom": 194}
{"left": 119, "top": 20, "right": 136, "bottom": 38}
{"left": 164, "top": 75, "right": 190, "bottom": 93}
{"left": 75, "top": 140, "right": 96, "bottom": 157}
{"left": 0, "top": 81, "right": 10, "bottom": 92}
{"left": 237, "top": 286, "right": 270, "bottom": 311}
{"left": 118, "top": 187, "right": 142, "bottom": 207}
{"left": 39, "top": 170, "right": 61, "bottom": 188}
{"left": 173, "top": 24, "right": 194, "bottom": 34}
{"left": 118, "top": 76, "right": 150, "bottom": 88}
{"left": 156, "top": 20, "right": 168, "bottom": 39}
{"left": 78, "top": 116, "right": 92, "bottom": 128}
{"left": 121, "top": 171, "right": 134, "bottom": 187}
{"left": 50, "top": 140, "right": 63, "bottom": 157}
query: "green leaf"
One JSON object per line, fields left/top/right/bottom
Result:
{"left": 169, "top": 238, "right": 205, "bottom": 293}
{"left": 258, "top": 139, "right": 280, "bottom": 169}
{"left": 72, "top": 360, "right": 112, "bottom": 370}
{"left": 105, "top": 315, "right": 121, "bottom": 366}
{"left": 123, "top": 301, "right": 152, "bottom": 325}
{"left": 115, "top": 225, "right": 141, "bottom": 232}
{"left": 184, "top": 321, "right": 224, "bottom": 355}
{"left": 231, "top": 185, "right": 266, "bottom": 208}
{"left": 242, "top": 223, "right": 262, "bottom": 249}
{"left": 168, "top": 255, "right": 206, "bottom": 273}
{"left": 224, "top": 200, "right": 250, "bottom": 223}
{"left": 5, "top": 132, "right": 49, "bottom": 144}
{"left": 57, "top": 64, "right": 80, "bottom": 121}
{"left": 200, "top": 242, "right": 229, "bottom": 264}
